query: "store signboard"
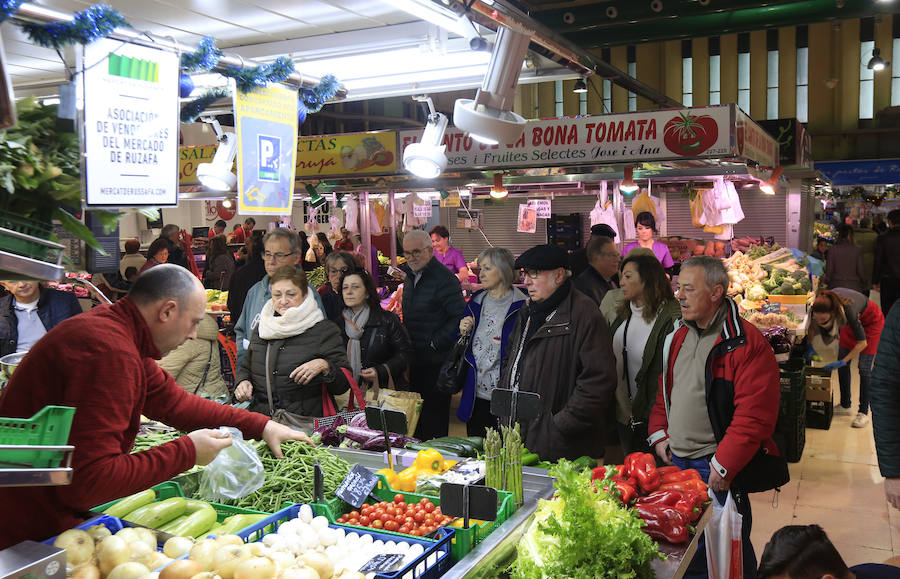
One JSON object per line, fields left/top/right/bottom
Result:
{"left": 398, "top": 105, "right": 750, "bottom": 171}
{"left": 413, "top": 201, "right": 433, "bottom": 218}
{"left": 82, "top": 38, "right": 180, "bottom": 207}
{"left": 734, "top": 108, "right": 779, "bottom": 168}
{"left": 527, "top": 199, "right": 552, "bottom": 218}
{"left": 296, "top": 132, "right": 397, "bottom": 177}
{"left": 234, "top": 83, "right": 298, "bottom": 215}
{"left": 816, "top": 159, "right": 900, "bottom": 186}
{"left": 179, "top": 145, "right": 217, "bottom": 185}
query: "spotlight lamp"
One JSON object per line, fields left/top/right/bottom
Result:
{"left": 490, "top": 173, "right": 508, "bottom": 199}
{"left": 197, "top": 116, "right": 237, "bottom": 192}
{"left": 759, "top": 166, "right": 784, "bottom": 196}
{"left": 867, "top": 47, "right": 890, "bottom": 71}
{"left": 573, "top": 78, "right": 588, "bottom": 93}
{"left": 403, "top": 95, "right": 449, "bottom": 179}
{"left": 619, "top": 165, "right": 639, "bottom": 193}
{"left": 454, "top": 26, "right": 530, "bottom": 145}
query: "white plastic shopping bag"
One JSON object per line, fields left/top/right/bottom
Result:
{"left": 704, "top": 489, "right": 743, "bottom": 579}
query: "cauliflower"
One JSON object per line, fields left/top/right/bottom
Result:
{"left": 746, "top": 284, "right": 768, "bottom": 301}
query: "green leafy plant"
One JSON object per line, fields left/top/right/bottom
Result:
{"left": 0, "top": 98, "right": 121, "bottom": 253}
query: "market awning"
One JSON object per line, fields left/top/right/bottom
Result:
{"left": 815, "top": 159, "right": 900, "bottom": 187}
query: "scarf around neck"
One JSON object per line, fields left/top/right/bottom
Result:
{"left": 258, "top": 289, "right": 324, "bottom": 340}
{"left": 343, "top": 305, "right": 370, "bottom": 381}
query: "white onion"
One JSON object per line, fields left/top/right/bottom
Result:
{"left": 163, "top": 536, "right": 194, "bottom": 559}
{"left": 53, "top": 529, "right": 95, "bottom": 567}
{"left": 309, "top": 517, "right": 328, "bottom": 531}
{"left": 297, "top": 505, "right": 313, "bottom": 524}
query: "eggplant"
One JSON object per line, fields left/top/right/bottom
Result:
{"left": 349, "top": 413, "right": 368, "bottom": 428}
{"left": 313, "top": 416, "right": 345, "bottom": 446}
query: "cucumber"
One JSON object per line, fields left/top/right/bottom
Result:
{"left": 522, "top": 453, "right": 540, "bottom": 466}
{"left": 103, "top": 489, "right": 156, "bottom": 518}
{"left": 126, "top": 497, "right": 187, "bottom": 528}
{"left": 164, "top": 505, "right": 217, "bottom": 538}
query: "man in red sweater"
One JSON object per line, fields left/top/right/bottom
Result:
{"left": 0, "top": 264, "right": 309, "bottom": 547}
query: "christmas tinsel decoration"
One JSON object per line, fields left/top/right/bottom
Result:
{"left": 0, "top": 0, "right": 24, "bottom": 24}
{"left": 22, "top": 4, "right": 129, "bottom": 49}
{"left": 180, "top": 87, "right": 230, "bottom": 124}
{"left": 221, "top": 56, "right": 295, "bottom": 92}
{"left": 181, "top": 36, "right": 222, "bottom": 73}
{"left": 301, "top": 74, "right": 339, "bottom": 113}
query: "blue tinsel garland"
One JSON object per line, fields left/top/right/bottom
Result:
{"left": 0, "top": 0, "right": 24, "bottom": 23}
{"left": 22, "top": 5, "right": 128, "bottom": 49}
{"left": 301, "top": 74, "right": 339, "bottom": 113}
{"left": 221, "top": 56, "right": 295, "bottom": 92}
{"left": 181, "top": 36, "right": 221, "bottom": 73}
{"left": 180, "top": 88, "right": 230, "bottom": 124}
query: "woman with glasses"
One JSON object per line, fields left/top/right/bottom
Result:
{"left": 234, "top": 266, "right": 349, "bottom": 418}
{"left": 457, "top": 248, "right": 526, "bottom": 436}
{"left": 319, "top": 251, "right": 359, "bottom": 321}
{"left": 621, "top": 212, "right": 675, "bottom": 273}
{"left": 603, "top": 250, "right": 680, "bottom": 454}
{"left": 338, "top": 268, "right": 411, "bottom": 391}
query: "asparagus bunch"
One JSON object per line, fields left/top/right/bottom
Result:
{"left": 485, "top": 427, "right": 503, "bottom": 490}
{"left": 501, "top": 423, "right": 524, "bottom": 505}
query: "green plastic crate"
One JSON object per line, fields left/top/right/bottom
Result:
{"left": 312, "top": 475, "right": 514, "bottom": 562}
{"left": 0, "top": 406, "right": 75, "bottom": 468}
{"left": 0, "top": 210, "right": 57, "bottom": 261}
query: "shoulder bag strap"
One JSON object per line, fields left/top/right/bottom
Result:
{"left": 192, "top": 341, "right": 215, "bottom": 395}
{"left": 264, "top": 343, "right": 275, "bottom": 416}
{"left": 341, "top": 367, "right": 367, "bottom": 412}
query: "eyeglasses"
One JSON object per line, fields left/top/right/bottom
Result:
{"left": 406, "top": 247, "right": 430, "bottom": 258}
{"left": 263, "top": 251, "right": 295, "bottom": 261}
{"left": 520, "top": 269, "right": 544, "bottom": 279}
{"left": 328, "top": 267, "right": 350, "bottom": 276}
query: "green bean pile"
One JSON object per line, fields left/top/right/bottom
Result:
{"left": 131, "top": 430, "right": 185, "bottom": 453}
{"left": 204, "top": 441, "right": 352, "bottom": 512}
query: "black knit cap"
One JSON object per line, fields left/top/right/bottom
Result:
{"left": 514, "top": 244, "right": 569, "bottom": 271}
{"left": 590, "top": 223, "right": 617, "bottom": 238}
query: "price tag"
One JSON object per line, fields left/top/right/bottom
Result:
{"left": 359, "top": 553, "right": 406, "bottom": 573}
{"left": 413, "top": 202, "right": 433, "bottom": 218}
{"left": 762, "top": 302, "right": 782, "bottom": 314}
{"left": 335, "top": 464, "right": 379, "bottom": 509}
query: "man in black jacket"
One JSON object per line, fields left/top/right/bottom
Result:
{"left": 401, "top": 230, "right": 466, "bottom": 440}
{"left": 0, "top": 281, "right": 82, "bottom": 357}
{"left": 573, "top": 235, "right": 621, "bottom": 307}
{"left": 874, "top": 209, "right": 900, "bottom": 315}
{"left": 870, "top": 301, "right": 900, "bottom": 511}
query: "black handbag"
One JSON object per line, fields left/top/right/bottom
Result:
{"left": 733, "top": 446, "right": 790, "bottom": 493}
{"left": 436, "top": 334, "right": 471, "bottom": 395}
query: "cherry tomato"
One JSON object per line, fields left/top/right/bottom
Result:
{"left": 396, "top": 501, "right": 406, "bottom": 510}
{"left": 377, "top": 513, "right": 389, "bottom": 524}
{"left": 362, "top": 503, "right": 370, "bottom": 509}
{"left": 419, "top": 498, "right": 429, "bottom": 505}
{"left": 372, "top": 519, "right": 383, "bottom": 529}
{"left": 359, "top": 515, "right": 370, "bottom": 525}
{"left": 337, "top": 516, "right": 346, "bottom": 523}
{"left": 394, "top": 494, "right": 404, "bottom": 504}
{"left": 424, "top": 502, "right": 435, "bottom": 513}
{"left": 413, "top": 511, "right": 425, "bottom": 523}
{"left": 383, "top": 520, "right": 398, "bottom": 532}
{"left": 434, "top": 507, "right": 442, "bottom": 515}
{"left": 385, "top": 506, "right": 396, "bottom": 516}
{"left": 425, "top": 513, "right": 434, "bottom": 524}
{"left": 398, "top": 525, "right": 411, "bottom": 534}
{"left": 349, "top": 510, "right": 360, "bottom": 518}
{"left": 404, "top": 516, "right": 415, "bottom": 525}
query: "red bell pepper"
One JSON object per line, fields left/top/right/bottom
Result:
{"left": 675, "top": 495, "right": 702, "bottom": 522}
{"left": 660, "top": 468, "right": 702, "bottom": 484}
{"left": 634, "top": 504, "right": 690, "bottom": 527}
{"left": 591, "top": 466, "right": 607, "bottom": 481}
{"left": 631, "top": 453, "right": 661, "bottom": 493}
{"left": 641, "top": 520, "right": 689, "bottom": 544}
{"left": 634, "top": 490, "right": 685, "bottom": 508}
{"left": 655, "top": 466, "right": 681, "bottom": 477}
{"left": 658, "top": 478, "right": 708, "bottom": 495}
{"left": 615, "top": 481, "right": 637, "bottom": 504}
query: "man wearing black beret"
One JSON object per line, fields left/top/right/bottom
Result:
{"left": 570, "top": 223, "right": 617, "bottom": 278}
{"left": 499, "top": 244, "right": 617, "bottom": 461}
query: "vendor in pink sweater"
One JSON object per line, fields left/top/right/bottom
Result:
{"left": 0, "top": 265, "right": 310, "bottom": 548}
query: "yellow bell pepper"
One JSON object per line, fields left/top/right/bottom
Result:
{"left": 395, "top": 466, "right": 419, "bottom": 492}
{"left": 414, "top": 449, "right": 444, "bottom": 474}
{"left": 376, "top": 468, "right": 397, "bottom": 489}
{"left": 442, "top": 460, "right": 458, "bottom": 472}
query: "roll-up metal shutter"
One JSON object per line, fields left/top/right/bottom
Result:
{"left": 662, "top": 188, "right": 788, "bottom": 245}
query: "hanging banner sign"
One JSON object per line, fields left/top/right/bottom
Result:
{"left": 440, "top": 190, "right": 461, "bottom": 208}
{"left": 398, "top": 104, "right": 778, "bottom": 172}
{"left": 179, "top": 145, "right": 217, "bottom": 185}
{"left": 816, "top": 159, "right": 900, "bottom": 186}
{"left": 296, "top": 132, "right": 397, "bottom": 177}
{"left": 413, "top": 201, "right": 433, "bottom": 218}
{"left": 235, "top": 83, "right": 298, "bottom": 215}
{"left": 517, "top": 204, "right": 537, "bottom": 233}
{"left": 82, "top": 38, "right": 180, "bottom": 207}
{"left": 527, "top": 199, "right": 552, "bottom": 219}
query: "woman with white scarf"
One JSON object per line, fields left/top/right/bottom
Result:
{"left": 234, "top": 266, "right": 349, "bottom": 417}
{"left": 339, "top": 268, "right": 411, "bottom": 390}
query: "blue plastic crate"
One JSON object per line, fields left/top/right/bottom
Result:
{"left": 238, "top": 504, "right": 453, "bottom": 579}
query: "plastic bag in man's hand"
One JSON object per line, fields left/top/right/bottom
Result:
{"left": 199, "top": 427, "right": 265, "bottom": 501}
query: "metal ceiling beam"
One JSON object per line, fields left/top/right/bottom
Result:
{"left": 445, "top": 0, "right": 681, "bottom": 107}
{"left": 553, "top": 0, "right": 900, "bottom": 49}
{"left": 10, "top": 2, "right": 347, "bottom": 100}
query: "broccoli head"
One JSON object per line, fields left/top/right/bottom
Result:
{"left": 762, "top": 277, "right": 779, "bottom": 292}
{"left": 790, "top": 270, "right": 807, "bottom": 281}
{"left": 799, "top": 278, "right": 812, "bottom": 291}
{"left": 779, "top": 281, "right": 796, "bottom": 295}
{"left": 772, "top": 268, "right": 790, "bottom": 284}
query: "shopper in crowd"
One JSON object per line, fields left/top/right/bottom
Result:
{"left": 298, "top": 231, "right": 316, "bottom": 271}
{"left": 622, "top": 212, "right": 675, "bottom": 272}
{"left": 158, "top": 315, "right": 228, "bottom": 400}
{"left": 0, "top": 280, "right": 82, "bottom": 357}
{"left": 400, "top": 229, "right": 466, "bottom": 440}
{"left": 457, "top": 248, "right": 527, "bottom": 437}
{"left": 599, "top": 247, "right": 656, "bottom": 322}
{"left": 234, "top": 229, "right": 325, "bottom": 366}
{"left": 875, "top": 213, "right": 889, "bottom": 235}
{"left": 228, "top": 234, "right": 266, "bottom": 323}
{"left": 208, "top": 219, "right": 227, "bottom": 239}
{"left": 649, "top": 255, "right": 782, "bottom": 579}
{"left": 874, "top": 209, "right": 900, "bottom": 315}
{"left": 316, "top": 232, "right": 333, "bottom": 262}
{"left": 825, "top": 224, "right": 865, "bottom": 292}
{"left": 758, "top": 524, "right": 900, "bottom": 578}
{"left": 569, "top": 223, "right": 617, "bottom": 278}
{"left": 203, "top": 234, "right": 235, "bottom": 291}
{"left": 234, "top": 266, "right": 349, "bottom": 417}
{"left": 871, "top": 301, "right": 900, "bottom": 512}
{"left": 807, "top": 288, "right": 884, "bottom": 427}
{"left": 335, "top": 227, "right": 355, "bottom": 251}
{"left": 810, "top": 237, "right": 830, "bottom": 262}
{"left": 856, "top": 217, "right": 878, "bottom": 294}
{"left": 120, "top": 238, "right": 146, "bottom": 278}
{"left": 430, "top": 225, "right": 470, "bottom": 283}
{"left": 320, "top": 251, "right": 357, "bottom": 321}
{"left": 230, "top": 217, "right": 256, "bottom": 244}
{"left": 159, "top": 224, "right": 191, "bottom": 270}
{"left": 605, "top": 252, "right": 680, "bottom": 455}
{"left": 500, "top": 244, "right": 616, "bottom": 461}
{"left": 573, "top": 235, "right": 621, "bottom": 307}
{"left": 139, "top": 238, "right": 170, "bottom": 274}
{"left": 338, "top": 267, "right": 411, "bottom": 390}
{"left": 124, "top": 267, "right": 138, "bottom": 284}
{"left": 0, "top": 264, "right": 309, "bottom": 548}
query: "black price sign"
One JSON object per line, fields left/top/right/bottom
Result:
{"left": 359, "top": 553, "right": 405, "bottom": 573}
{"left": 335, "top": 464, "right": 379, "bottom": 509}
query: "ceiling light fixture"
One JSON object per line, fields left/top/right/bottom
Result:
{"left": 867, "top": 47, "right": 890, "bottom": 71}
{"left": 573, "top": 78, "right": 588, "bottom": 93}
{"left": 490, "top": 173, "right": 508, "bottom": 199}
{"left": 759, "top": 166, "right": 784, "bottom": 195}
{"left": 403, "top": 95, "right": 448, "bottom": 179}
{"left": 454, "top": 26, "right": 530, "bottom": 145}
{"left": 197, "top": 116, "right": 237, "bottom": 192}
{"left": 619, "top": 165, "right": 639, "bottom": 193}
{"left": 221, "top": 199, "right": 233, "bottom": 209}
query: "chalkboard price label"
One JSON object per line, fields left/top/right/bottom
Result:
{"left": 359, "top": 553, "right": 405, "bottom": 573}
{"left": 335, "top": 464, "right": 378, "bottom": 509}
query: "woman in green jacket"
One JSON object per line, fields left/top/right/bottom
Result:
{"left": 605, "top": 250, "right": 681, "bottom": 455}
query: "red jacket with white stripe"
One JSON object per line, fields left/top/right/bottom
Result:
{"left": 648, "top": 298, "right": 781, "bottom": 482}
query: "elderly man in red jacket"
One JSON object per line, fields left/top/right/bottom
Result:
{"left": 0, "top": 264, "right": 310, "bottom": 548}
{"left": 648, "top": 255, "right": 783, "bottom": 579}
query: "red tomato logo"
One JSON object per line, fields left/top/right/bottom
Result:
{"left": 663, "top": 113, "right": 718, "bottom": 156}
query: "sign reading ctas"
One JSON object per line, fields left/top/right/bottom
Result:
{"left": 296, "top": 132, "right": 397, "bottom": 177}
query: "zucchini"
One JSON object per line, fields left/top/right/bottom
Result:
{"left": 164, "top": 505, "right": 217, "bottom": 538}
{"left": 184, "top": 500, "right": 214, "bottom": 514}
{"left": 126, "top": 497, "right": 187, "bottom": 528}
{"left": 103, "top": 489, "right": 156, "bottom": 518}
{"left": 462, "top": 436, "right": 484, "bottom": 452}
{"left": 215, "top": 513, "right": 269, "bottom": 536}
{"left": 158, "top": 515, "right": 189, "bottom": 533}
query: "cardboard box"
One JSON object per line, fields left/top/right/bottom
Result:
{"left": 806, "top": 366, "right": 834, "bottom": 403}
{"left": 0, "top": 542, "right": 65, "bottom": 579}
